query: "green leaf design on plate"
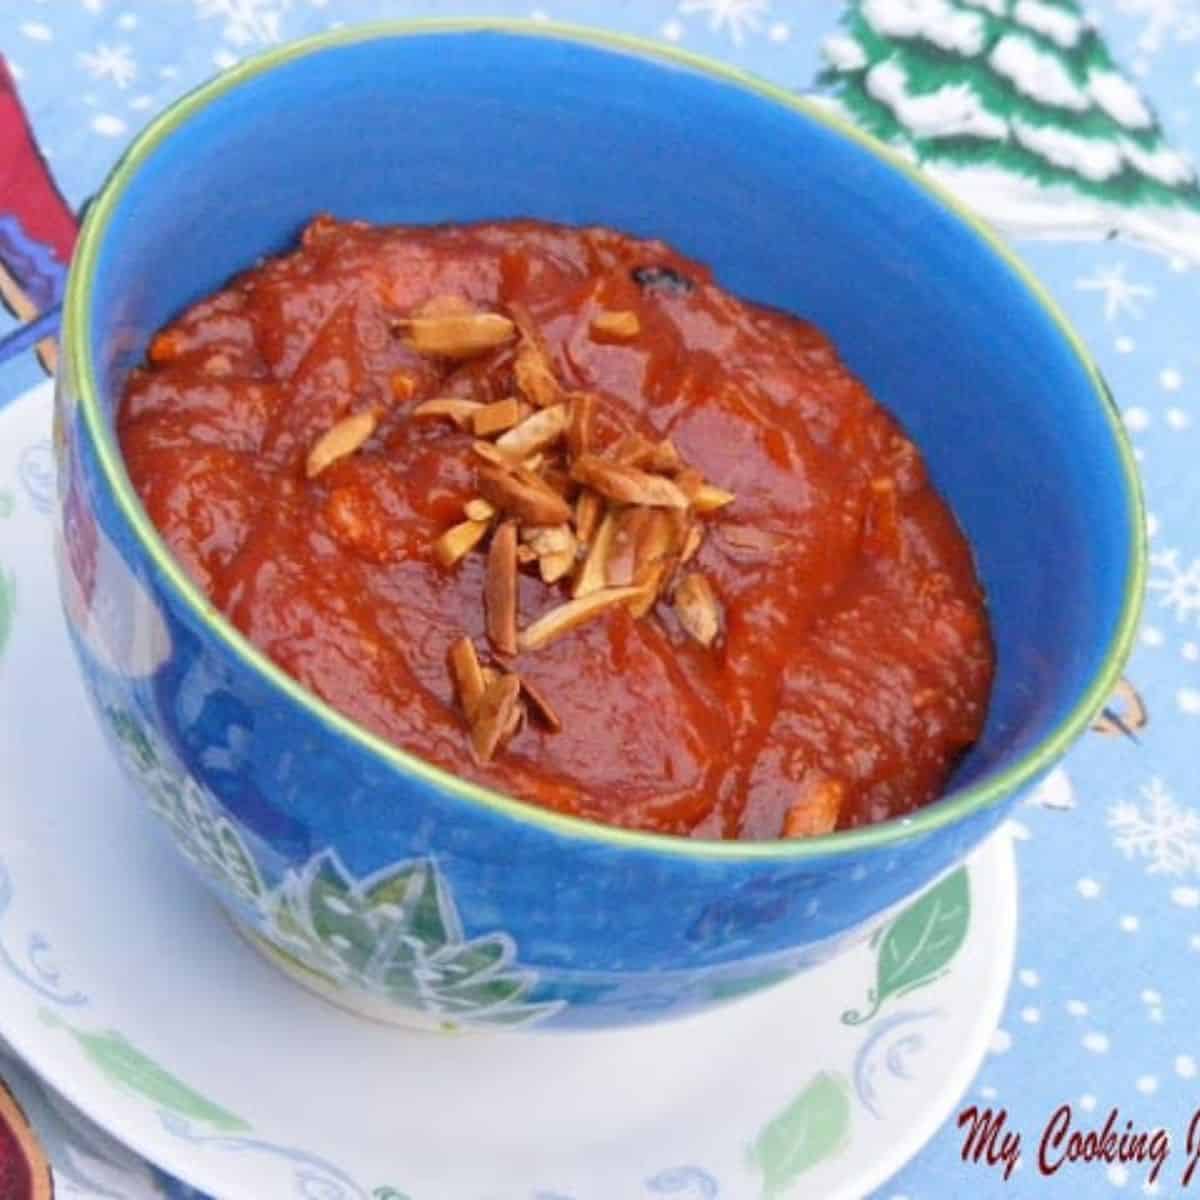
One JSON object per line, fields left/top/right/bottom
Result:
{"left": 373, "top": 1189, "right": 413, "bottom": 1200}
{"left": 750, "top": 1070, "right": 851, "bottom": 1198}
{"left": 0, "top": 568, "right": 14, "bottom": 665}
{"left": 842, "top": 867, "right": 971, "bottom": 1025}
{"left": 63, "top": 1024, "right": 249, "bottom": 1132}
{"left": 0, "top": 489, "right": 14, "bottom": 519}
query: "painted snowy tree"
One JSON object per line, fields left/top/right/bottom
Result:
{"left": 819, "top": 0, "right": 1200, "bottom": 261}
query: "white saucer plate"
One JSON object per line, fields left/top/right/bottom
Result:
{"left": 0, "top": 383, "right": 1016, "bottom": 1200}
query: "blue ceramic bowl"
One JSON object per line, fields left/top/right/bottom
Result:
{"left": 54, "top": 21, "right": 1144, "bottom": 1031}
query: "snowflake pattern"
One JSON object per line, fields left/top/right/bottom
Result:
{"left": 1116, "top": 0, "right": 1200, "bottom": 54}
{"left": 1075, "top": 263, "right": 1156, "bottom": 321}
{"left": 77, "top": 43, "right": 137, "bottom": 89}
{"left": 195, "top": 0, "right": 291, "bottom": 45}
{"left": 1149, "top": 548, "right": 1200, "bottom": 624}
{"left": 678, "top": 0, "right": 771, "bottom": 44}
{"left": 1109, "top": 778, "right": 1200, "bottom": 875}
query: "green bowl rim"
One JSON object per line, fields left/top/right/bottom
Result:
{"left": 65, "top": 17, "right": 1147, "bottom": 862}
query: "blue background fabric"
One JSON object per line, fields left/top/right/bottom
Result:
{"left": 1, "top": 1, "right": 1197, "bottom": 1196}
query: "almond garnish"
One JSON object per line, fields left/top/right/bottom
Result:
{"left": 627, "top": 511, "right": 679, "bottom": 618}
{"left": 495, "top": 404, "right": 568, "bottom": 459}
{"left": 434, "top": 518, "right": 490, "bottom": 568}
{"left": 519, "top": 676, "right": 563, "bottom": 733}
{"left": 612, "top": 433, "right": 656, "bottom": 467}
{"left": 473, "top": 397, "right": 526, "bottom": 437}
{"left": 400, "top": 312, "right": 516, "bottom": 359}
{"left": 572, "top": 511, "right": 615, "bottom": 598}
{"left": 472, "top": 440, "right": 512, "bottom": 467}
{"left": 464, "top": 497, "right": 496, "bottom": 522}
{"left": 606, "top": 508, "right": 651, "bottom": 587}
{"left": 511, "top": 306, "right": 563, "bottom": 409}
{"left": 680, "top": 522, "right": 704, "bottom": 565}
{"left": 673, "top": 571, "right": 721, "bottom": 647}
{"left": 649, "top": 439, "right": 682, "bottom": 472}
{"left": 692, "top": 483, "right": 736, "bottom": 513}
{"left": 305, "top": 409, "right": 378, "bottom": 479}
{"left": 591, "top": 310, "right": 641, "bottom": 340}
{"left": 571, "top": 454, "right": 690, "bottom": 509}
{"left": 517, "top": 544, "right": 538, "bottom": 565}
{"left": 523, "top": 524, "right": 577, "bottom": 585}
{"left": 412, "top": 397, "right": 484, "bottom": 427}
{"left": 522, "top": 524, "right": 573, "bottom": 556}
{"left": 566, "top": 392, "right": 596, "bottom": 459}
{"left": 485, "top": 520, "right": 519, "bottom": 656}
{"left": 519, "top": 585, "right": 643, "bottom": 651}
{"left": 477, "top": 462, "right": 572, "bottom": 526}
{"left": 782, "top": 776, "right": 844, "bottom": 838}
{"left": 470, "top": 673, "right": 523, "bottom": 763}
{"left": 574, "top": 490, "right": 603, "bottom": 546}
{"left": 673, "top": 467, "right": 705, "bottom": 503}
{"left": 449, "top": 636, "right": 487, "bottom": 721}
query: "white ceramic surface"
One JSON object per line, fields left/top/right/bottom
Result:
{"left": 0, "top": 383, "right": 1017, "bottom": 1200}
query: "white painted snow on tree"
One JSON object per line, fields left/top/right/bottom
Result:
{"left": 1087, "top": 69, "right": 1154, "bottom": 129}
{"left": 862, "top": 0, "right": 987, "bottom": 55}
{"left": 1121, "top": 137, "right": 1195, "bottom": 187}
{"left": 990, "top": 33, "right": 1091, "bottom": 110}
{"left": 1012, "top": 118, "right": 1123, "bottom": 180}
{"left": 1012, "top": 0, "right": 1085, "bottom": 47}
{"left": 823, "top": 32, "right": 870, "bottom": 70}
{"left": 867, "top": 60, "right": 1009, "bottom": 140}
{"left": 919, "top": 162, "right": 1200, "bottom": 260}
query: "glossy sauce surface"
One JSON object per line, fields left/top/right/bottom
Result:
{"left": 119, "top": 218, "right": 994, "bottom": 839}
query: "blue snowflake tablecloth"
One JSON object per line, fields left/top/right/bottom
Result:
{"left": 1, "top": 2, "right": 1198, "bottom": 1197}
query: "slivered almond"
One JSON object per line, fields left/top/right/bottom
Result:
{"left": 400, "top": 312, "right": 515, "bottom": 359}
{"left": 627, "top": 512, "right": 678, "bottom": 618}
{"left": 519, "top": 676, "right": 563, "bottom": 733}
{"left": 495, "top": 404, "right": 568, "bottom": 458}
{"left": 477, "top": 463, "right": 572, "bottom": 526}
{"left": 673, "top": 467, "right": 704, "bottom": 502}
{"left": 674, "top": 572, "right": 721, "bottom": 647}
{"left": 522, "top": 524, "right": 573, "bottom": 556}
{"left": 782, "top": 776, "right": 844, "bottom": 838}
{"left": 628, "top": 560, "right": 670, "bottom": 619}
{"left": 412, "top": 397, "right": 485, "bottom": 428}
{"left": 433, "top": 518, "right": 490, "bottom": 568}
{"left": 485, "top": 520, "right": 519, "bottom": 656}
{"left": 571, "top": 454, "right": 689, "bottom": 509}
{"left": 514, "top": 339, "right": 562, "bottom": 409}
{"left": 649, "top": 439, "right": 682, "bottom": 472}
{"left": 481, "top": 666, "right": 500, "bottom": 689}
{"left": 540, "top": 548, "right": 576, "bottom": 585}
{"left": 680, "top": 522, "right": 704, "bottom": 565}
{"left": 449, "top": 636, "right": 486, "bottom": 721}
{"left": 472, "top": 440, "right": 512, "bottom": 467}
{"left": 517, "top": 544, "right": 538, "bottom": 565}
{"left": 591, "top": 310, "right": 640, "bottom": 340}
{"left": 606, "top": 508, "right": 651, "bottom": 587}
{"left": 470, "top": 673, "right": 522, "bottom": 763}
{"left": 509, "top": 305, "right": 562, "bottom": 410}
{"left": 519, "top": 585, "right": 643, "bottom": 651}
{"left": 473, "top": 397, "right": 526, "bottom": 437}
{"left": 305, "top": 409, "right": 378, "bottom": 479}
{"left": 693, "top": 483, "right": 736, "bottom": 513}
{"left": 573, "top": 511, "right": 616, "bottom": 598}
{"left": 612, "top": 433, "right": 658, "bottom": 468}
{"left": 574, "top": 490, "right": 603, "bottom": 546}
{"left": 464, "top": 497, "right": 496, "bottom": 522}
{"left": 566, "top": 392, "right": 596, "bottom": 459}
